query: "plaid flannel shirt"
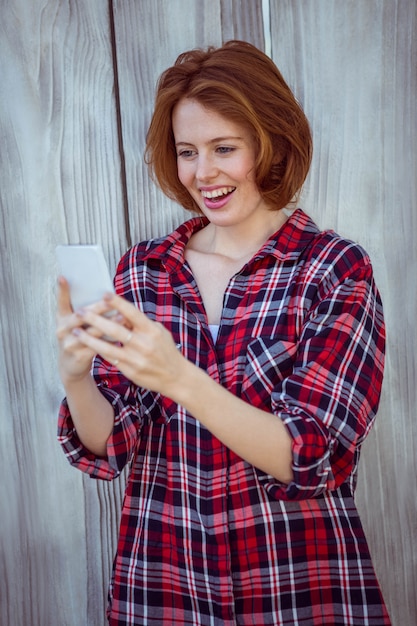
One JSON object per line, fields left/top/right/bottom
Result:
{"left": 58, "top": 209, "right": 391, "bottom": 625}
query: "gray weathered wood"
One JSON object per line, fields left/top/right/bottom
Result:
{"left": 269, "top": 1, "right": 417, "bottom": 624}
{"left": 0, "top": 0, "right": 415, "bottom": 624}
{"left": 112, "top": 0, "right": 265, "bottom": 244}
{"left": 0, "top": 1, "right": 127, "bottom": 624}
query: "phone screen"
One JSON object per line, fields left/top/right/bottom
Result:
{"left": 56, "top": 244, "right": 115, "bottom": 310}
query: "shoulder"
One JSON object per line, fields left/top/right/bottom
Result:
{"left": 281, "top": 209, "right": 370, "bottom": 269}
{"left": 119, "top": 237, "right": 163, "bottom": 266}
{"left": 288, "top": 210, "right": 376, "bottom": 299}
{"left": 304, "top": 233, "right": 378, "bottom": 309}
{"left": 308, "top": 229, "right": 370, "bottom": 273}
{"left": 114, "top": 218, "right": 206, "bottom": 295}
{"left": 292, "top": 211, "right": 370, "bottom": 271}
{"left": 117, "top": 216, "right": 206, "bottom": 271}
{"left": 113, "top": 237, "right": 167, "bottom": 302}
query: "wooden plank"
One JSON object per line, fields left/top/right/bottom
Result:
{"left": 1, "top": 0, "right": 414, "bottom": 624}
{"left": 0, "top": 1, "right": 127, "bottom": 624}
{"left": 268, "top": 1, "right": 417, "bottom": 624}
{"left": 112, "top": 0, "right": 264, "bottom": 244}
{"left": 0, "top": 1, "right": 267, "bottom": 624}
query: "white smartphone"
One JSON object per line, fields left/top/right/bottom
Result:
{"left": 56, "top": 244, "right": 115, "bottom": 310}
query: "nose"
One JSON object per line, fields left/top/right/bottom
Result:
{"left": 195, "top": 153, "right": 218, "bottom": 182}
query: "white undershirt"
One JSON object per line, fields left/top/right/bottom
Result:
{"left": 208, "top": 324, "right": 220, "bottom": 342}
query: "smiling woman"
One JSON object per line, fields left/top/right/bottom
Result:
{"left": 56, "top": 40, "right": 391, "bottom": 625}
{"left": 171, "top": 99, "right": 290, "bottom": 323}
{"left": 172, "top": 100, "right": 268, "bottom": 219}
{"left": 145, "top": 40, "right": 312, "bottom": 214}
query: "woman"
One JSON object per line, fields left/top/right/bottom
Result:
{"left": 57, "top": 40, "right": 391, "bottom": 625}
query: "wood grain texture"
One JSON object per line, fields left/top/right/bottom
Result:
{"left": 268, "top": 1, "right": 417, "bottom": 624}
{"left": 0, "top": 1, "right": 127, "bottom": 624}
{"left": 0, "top": 1, "right": 265, "bottom": 625}
{"left": 0, "top": 0, "right": 415, "bottom": 625}
{"left": 112, "top": 0, "right": 265, "bottom": 245}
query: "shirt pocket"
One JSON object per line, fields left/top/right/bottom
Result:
{"left": 241, "top": 337, "right": 298, "bottom": 407}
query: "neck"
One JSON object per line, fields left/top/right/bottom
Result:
{"left": 201, "top": 210, "right": 288, "bottom": 260}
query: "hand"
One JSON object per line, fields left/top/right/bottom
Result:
{"left": 55, "top": 278, "right": 126, "bottom": 385}
{"left": 68, "top": 292, "right": 188, "bottom": 398}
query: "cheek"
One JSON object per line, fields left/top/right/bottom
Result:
{"left": 237, "top": 154, "right": 257, "bottom": 183}
{"left": 176, "top": 161, "right": 192, "bottom": 189}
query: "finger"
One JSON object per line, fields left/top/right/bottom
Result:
{"left": 56, "top": 314, "right": 90, "bottom": 345}
{"left": 75, "top": 308, "right": 127, "bottom": 344}
{"left": 102, "top": 293, "right": 151, "bottom": 330}
{"left": 72, "top": 326, "right": 122, "bottom": 364}
{"left": 62, "top": 332, "right": 96, "bottom": 358}
{"left": 69, "top": 297, "right": 127, "bottom": 327}
{"left": 57, "top": 276, "right": 73, "bottom": 315}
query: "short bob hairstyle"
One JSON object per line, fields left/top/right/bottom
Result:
{"left": 145, "top": 40, "right": 312, "bottom": 213}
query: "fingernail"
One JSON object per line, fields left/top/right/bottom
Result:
{"left": 72, "top": 328, "right": 81, "bottom": 336}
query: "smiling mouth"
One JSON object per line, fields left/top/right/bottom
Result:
{"left": 201, "top": 186, "right": 236, "bottom": 202}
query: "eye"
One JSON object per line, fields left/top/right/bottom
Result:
{"left": 216, "top": 146, "right": 235, "bottom": 155}
{"left": 177, "top": 148, "right": 196, "bottom": 158}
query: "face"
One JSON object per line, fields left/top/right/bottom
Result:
{"left": 172, "top": 99, "right": 271, "bottom": 228}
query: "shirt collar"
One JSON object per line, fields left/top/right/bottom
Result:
{"left": 141, "top": 208, "right": 321, "bottom": 270}
{"left": 254, "top": 208, "right": 321, "bottom": 262}
{"left": 140, "top": 216, "right": 207, "bottom": 272}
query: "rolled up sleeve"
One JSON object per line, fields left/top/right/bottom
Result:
{"left": 262, "top": 259, "right": 385, "bottom": 500}
{"left": 57, "top": 359, "right": 141, "bottom": 481}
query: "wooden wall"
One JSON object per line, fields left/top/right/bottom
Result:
{"left": 0, "top": 1, "right": 415, "bottom": 624}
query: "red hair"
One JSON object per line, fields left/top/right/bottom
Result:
{"left": 145, "top": 40, "right": 312, "bottom": 213}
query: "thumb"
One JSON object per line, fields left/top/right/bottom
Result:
{"left": 57, "top": 276, "right": 74, "bottom": 314}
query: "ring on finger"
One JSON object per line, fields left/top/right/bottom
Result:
{"left": 113, "top": 359, "right": 119, "bottom": 366}
{"left": 124, "top": 331, "right": 133, "bottom": 345}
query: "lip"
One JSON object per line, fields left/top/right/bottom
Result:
{"left": 199, "top": 186, "right": 236, "bottom": 210}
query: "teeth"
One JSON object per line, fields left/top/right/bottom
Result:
{"left": 201, "top": 187, "right": 235, "bottom": 199}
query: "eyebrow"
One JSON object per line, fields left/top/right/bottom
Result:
{"left": 175, "top": 136, "right": 244, "bottom": 147}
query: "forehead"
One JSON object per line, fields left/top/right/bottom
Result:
{"left": 172, "top": 98, "right": 248, "bottom": 142}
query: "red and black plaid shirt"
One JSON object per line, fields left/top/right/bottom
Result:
{"left": 58, "top": 209, "right": 391, "bottom": 625}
